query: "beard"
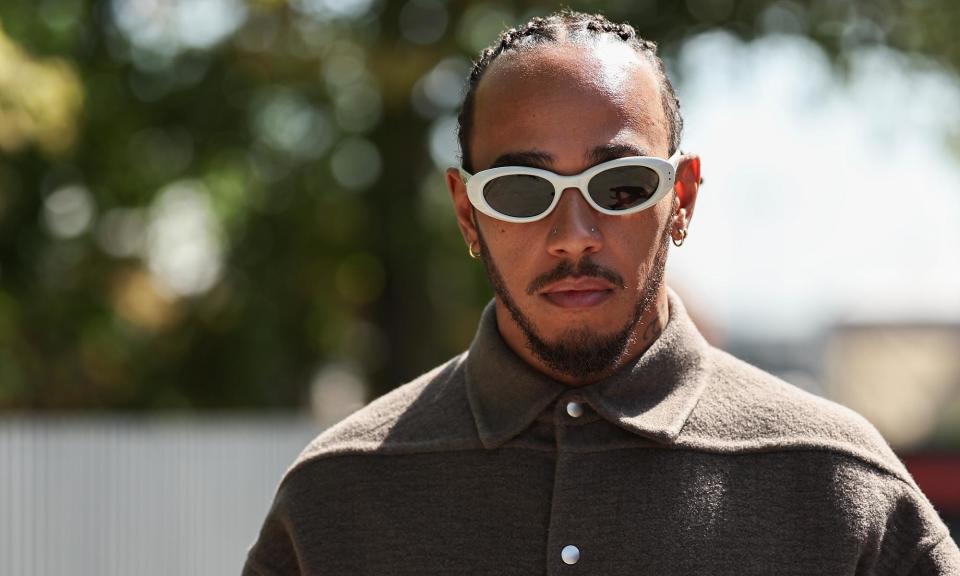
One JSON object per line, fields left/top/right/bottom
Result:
{"left": 476, "top": 215, "right": 672, "bottom": 381}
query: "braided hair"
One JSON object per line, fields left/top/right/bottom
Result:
{"left": 456, "top": 9, "right": 683, "bottom": 173}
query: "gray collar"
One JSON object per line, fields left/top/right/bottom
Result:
{"left": 465, "top": 289, "right": 712, "bottom": 449}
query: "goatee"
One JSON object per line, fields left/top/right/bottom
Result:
{"left": 476, "top": 218, "right": 671, "bottom": 381}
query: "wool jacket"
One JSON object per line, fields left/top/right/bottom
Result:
{"left": 244, "top": 290, "right": 960, "bottom": 575}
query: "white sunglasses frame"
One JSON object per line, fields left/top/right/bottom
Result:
{"left": 459, "top": 150, "right": 682, "bottom": 223}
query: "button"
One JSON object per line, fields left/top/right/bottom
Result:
{"left": 566, "top": 401, "right": 584, "bottom": 418}
{"left": 561, "top": 544, "right": 580, "bottom": 565}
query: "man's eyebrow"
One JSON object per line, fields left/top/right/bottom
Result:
{"left": 488, "top": 150, "right": 554, "bottom": 170}
{"left": 486, "top": 144, "right": 648, "bottom": 171}
{"left": 587, "top": 143, "right": 649, "bottom": 164}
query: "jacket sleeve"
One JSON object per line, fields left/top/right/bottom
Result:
{"left": 242, "top": 483, "right": 302, "bottom": 576}
{"left": 904, "top": 534, "right": 960, "bottom": 576}
{"left": 864, "top": 478, "right": 960, "bottom": 576}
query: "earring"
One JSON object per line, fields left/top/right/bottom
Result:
{"left": 468, "top": 241, "right": 481, "bottom": 259}
{"left": 672, "top": 227, "right": 687, "bottom": 247}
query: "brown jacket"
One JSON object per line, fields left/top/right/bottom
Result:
{"left": 244, "top": 291, "right": 960, "bottom": 575}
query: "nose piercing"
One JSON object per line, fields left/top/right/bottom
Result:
{"left": 552, "top": 226, "right": 598, "bottom": 235}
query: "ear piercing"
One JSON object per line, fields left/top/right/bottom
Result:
{"left": 468, "top": 241, "right": 481, "bottom": 259}
{"left": 672, "top": 227, "right": 687, "bottom": 247}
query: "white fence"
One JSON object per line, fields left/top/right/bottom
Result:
{"left": 0, "top": 415, "right": 322, "bottom": 576}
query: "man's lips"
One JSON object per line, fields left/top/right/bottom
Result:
{"left": 539, "top": 278, "right": 615, "bottom": 309}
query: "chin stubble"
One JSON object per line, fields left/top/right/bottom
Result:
{"left": 476, "top": 217, "right": 672, "bottom": 381}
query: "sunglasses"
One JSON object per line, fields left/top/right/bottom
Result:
{"left": 459, "top": 151, "right": 681, "bottom": 223}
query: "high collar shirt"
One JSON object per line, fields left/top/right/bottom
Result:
{"left": 244, "top": 290, "right": 960, "bottom": 575}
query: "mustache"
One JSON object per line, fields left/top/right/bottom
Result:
{"left": 526, "top": 257, "right": 626, "bottom": 295}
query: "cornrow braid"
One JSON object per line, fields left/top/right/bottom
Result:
{"left": 456, "top": 9, "right": 683, "bottom": 173}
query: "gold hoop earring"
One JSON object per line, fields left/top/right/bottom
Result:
{"left": 672, "top": 228, "right": 687, "bottom": 247}
{"left": 468, "top": 241, "right": 481, "bottom": 259}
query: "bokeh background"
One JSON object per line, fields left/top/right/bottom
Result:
{"left": 1, "top": 0, "right": 958, "bottom": 573}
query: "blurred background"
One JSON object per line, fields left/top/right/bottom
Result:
{"left": 0, "top": 0, "right": 958, "bottom": 573}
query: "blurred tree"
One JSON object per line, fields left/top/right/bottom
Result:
{"left": 0, "top": 0, "right": 957, "bottom": 411}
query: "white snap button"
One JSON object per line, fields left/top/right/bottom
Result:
{"left": 566, "top": 401, "right": 584, "bottom": 418}
{"left": 561, "top": 544, "right": 580, "bottom": 565}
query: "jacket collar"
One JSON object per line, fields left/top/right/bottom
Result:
{"left": 465, "top": 289, "right": 711, "bottom": 449}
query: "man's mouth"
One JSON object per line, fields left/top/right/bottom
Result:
{"left": 539, "top": 278, "right": 615, "bottom": 309}
{"left": 542, "top": 289, "right": 613, "bottom": 308}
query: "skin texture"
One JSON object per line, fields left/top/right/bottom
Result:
{"left": 446, "top": 38, "right": 701, "bottom": 386}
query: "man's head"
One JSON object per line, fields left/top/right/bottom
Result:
{"left": 456, "top": 11, "right": 685, "bottom": 174}
{"left": 446, "top": 10, "right": 701, "bottom": 385}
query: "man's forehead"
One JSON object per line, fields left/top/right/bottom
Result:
{"left": 480, "top": 40, "right": 652, "bottom": 101}
{"left": 470, "top": 41, "right": 669, "bottom": 171}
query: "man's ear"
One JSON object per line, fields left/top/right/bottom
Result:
{"left": 446, "top": 167, "right": 480, "bottom": 248}
{"left": 673, "top": 154, "right": 701, "bottom": 230}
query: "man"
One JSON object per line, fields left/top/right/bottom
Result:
{"left": 244, "top": 10, "right": 959, "bottom": 575}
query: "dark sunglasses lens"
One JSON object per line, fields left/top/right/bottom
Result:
{"left": 483, "top": 175, "right": 554, "bottom": 218}
{"left": 587, "top": 166, "right": 660, "bottom": 211}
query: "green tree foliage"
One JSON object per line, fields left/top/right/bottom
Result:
{"left": 0, "top": 0, "right": 956, "bottom": 410}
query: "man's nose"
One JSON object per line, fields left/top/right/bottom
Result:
{"left": 545, "top": 187, "right": 603, "bottom": 258}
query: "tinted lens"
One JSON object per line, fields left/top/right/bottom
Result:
{"left": 483, "top": 175, "right": 555, "bottom": 218}
{"left": 587, "top": 166, "right": 660, "bottom": 211}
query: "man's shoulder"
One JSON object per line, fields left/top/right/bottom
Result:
{"left": 287, "top": 351, "right": 482, "bottom": 475}
{"left": 683, "top": 346, "right": 914, "bottom": 484}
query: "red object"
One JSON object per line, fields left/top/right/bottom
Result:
{"left": 902, "top": 454, "right": 960, "bottom": 515}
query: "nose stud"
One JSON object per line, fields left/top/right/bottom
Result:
{"left": 551, "top": 225, "right": 598, "bottom": 236}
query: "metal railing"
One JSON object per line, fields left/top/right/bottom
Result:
{"left": 0, "top": 414, "right": 321, "bottom": 576}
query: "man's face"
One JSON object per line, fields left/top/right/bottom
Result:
{"left": 450, "top": 39, "right": 691, "bottom": 383}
